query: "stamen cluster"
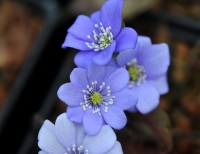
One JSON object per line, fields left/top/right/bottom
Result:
{"left": 80, "top": 81, "right": 115, "bottom": 115}
{"left": 65, "top": 144, "right": 89, "bottom": 154}
{"left": 126, "top": 58, "right": 146, "bottom": 87}
{"left": 86, "top": 22, "right": 113, "bottom": 51}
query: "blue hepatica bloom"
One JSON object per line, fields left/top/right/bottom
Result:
{"left": 115, "top": 36, "right": 170, "bottom": 114}
{"left": 57, "top": 62, "right": 137, "bottom": 135}
{"left": 62, "top": 0, "right": 138, "bottom": 67}
{"left": 38, "top": 113, "right": 123, "bottom": 154}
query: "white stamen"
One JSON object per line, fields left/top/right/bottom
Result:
{"left": 80, "top": 81, "right": 115, "bottom": 114}
{"left": 65, "top": 144, "right": 88, "bottom": 154}
{"left": 86, "top": 22, "right": 113, "bottom": 51}
{"left": 127, "top": 58, "right": 146, "bottom": 87}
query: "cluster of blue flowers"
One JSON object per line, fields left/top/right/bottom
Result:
{"left": 38, "top": 0, "right": 170, "bottom": 153}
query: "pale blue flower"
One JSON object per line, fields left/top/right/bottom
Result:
{"left": 57, "top": 62, "right": 137, "bottom": 135}
{"left": 62, "top": 0, "right": 138, "bottom": 66}
{"left": 115, "top": 36, "right": 170, "bottom": 114}
{"left": 38, "top": 113, "right": 123, "bottom": 154}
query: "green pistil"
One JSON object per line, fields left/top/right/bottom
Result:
{"left": 128, "top": 67, "right": 140, "bottom": 81}
{"left": 91, "top": 92, "right": 102, "bottom": 105}
{"left": 99, "top": 36, "right": 110, "bottom": 47}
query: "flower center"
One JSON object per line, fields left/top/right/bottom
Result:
{"left": 128, "top": 67, "right": 140, "bottom": 81}
{"left": 91, "top": 92, "right": 102, "bottom": 105}
{"left": 65, "top": 144, "right": 89, "bottom": 154}
{"left": 99, "top": 36, "right": 111, "bottom": 47}
{"left": 86, "top": 22, "right": 113, "bottom": 52}
{"left": 80, "top": 81, "right": 115, "bottom": 115}
{"left": 126, "top": 58, "right": 146, "bottom": 87}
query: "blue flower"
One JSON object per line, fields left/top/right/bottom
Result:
{"left": 62, "top": 0, "right": 138, "bottom": 66}
{"left": 57, "top": 62, "right": 137, "bottom": 135}
{"left": 115, "top": 36, "right": 170, "bottom": 114}
{"left": 38, "top": 113, "right": 123, "bottom": 154}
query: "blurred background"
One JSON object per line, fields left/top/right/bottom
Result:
{"left": 0, "top": 0, "right": 200, "bottom": 153}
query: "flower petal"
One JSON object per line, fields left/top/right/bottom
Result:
{"left": 115, "top": 49, "right": 136, "bottom": 67}
{"left": 137, "top": 43, "right": 170, "bottom": 79}
{"left": 133, "top": 81, "right": 160, "bottom": 114}
{"left": 83, "top": 125, "right": 116, "bottom": 154}
{"left": 126, "top": 105, "right": 138, "bottom": 112}
{"left": 92, "top": 41, "right": 116, "bottom": 65}
{"left": 61, "top": 33, "right": 89, "bottom": 50}
{"left": 83, "top": 109, "right": 103, "bottom": 135}
{"left": 74, "top": 50, "right": 97, "bottom": 69}
{"left": 70, "top": 68, "right": 88, "bottom": 86}
{"left": 106, "top": 68, "right": 129, "bottom": 93}
{"left": 87, "top": 61, "right": 105, "bottom": 86}
{"left": 104, "top": 63, "right": 118, "bottom": 81}
{"left": 132, "top": 35, "right": 152, "bottom": 57}
{"left": 101, "top": 0, "right": 123, "bottom": 37}
{"left": 106, "top": 141, "right": 123, "bottom": 154}
{"left": 137, "top": 36, "right": 152, "bottom": 48}
{"left": 67, "top": 106, "right": 85, "bottom": 123}
{"left": 150, "top": 74, "right": 169, "bottom": 95}
{"left": 55, "top": 113, "right": 76, "bottom": 149}
{"left": 113, "top": 88, "right": 138, "bottom": 110}
{"left": 115, "top": 27, "right": 138, "bottom": 52}
{"left": 39, "top": 151, "right": 47, "bottom": 154}
{"left": 38, "top": 120, "right": 66, "bottom": 153}
{"left": 115, "top": 35, "right": 152, "bottom": 67}
{"left": 90, "top": 11, "right": 101, "bottom": 23}
{"left": 74, "top": 123, "right": 86, "bottom": 147}
{"left": 101, "top": 105, "right": 127, "bottom": 130}
{"left": 68, "top": 15, "right": 95, "bottom": 41}
{"left": 57, "top": 83, "right": 84, "bottom": 106}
